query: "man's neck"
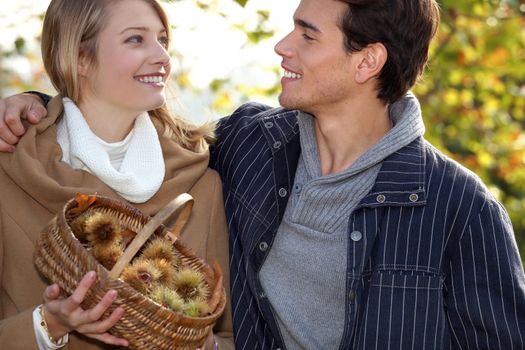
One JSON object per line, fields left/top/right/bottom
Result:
{"left": 311, "top": 97, "right": 391, "bottom": 176}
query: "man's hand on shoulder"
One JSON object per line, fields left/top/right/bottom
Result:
{"left": 0, "top": 92, "right": 47, "bottom": 152}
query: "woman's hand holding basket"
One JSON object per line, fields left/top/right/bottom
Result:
{"left": 42, "top": 271, "right": 129, "bottom": 347}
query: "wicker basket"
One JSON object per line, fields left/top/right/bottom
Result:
{"left": 34, "top": 193, "right": 226, "bottom": 350}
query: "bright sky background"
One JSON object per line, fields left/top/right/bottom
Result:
{"left": 0, "top": 0, "right": 300, "bottom": 122}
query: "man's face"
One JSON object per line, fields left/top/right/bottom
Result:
{"left": 274, "top": 0, "right": 359, "bottom": 115}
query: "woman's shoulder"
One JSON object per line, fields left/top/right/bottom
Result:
{"left": 191, "top": 168, "right": 221, "bottom": 194}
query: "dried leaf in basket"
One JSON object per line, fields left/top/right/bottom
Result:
{"left": 69, "top": 192, "right": 97, "bottom": 215}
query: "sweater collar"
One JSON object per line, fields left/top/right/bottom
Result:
{"left": 296, "top": 91, "right": 425, "bottom": 182}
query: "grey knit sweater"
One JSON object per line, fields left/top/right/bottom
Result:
{"left": 259, "top": 94, "right": 425, "bottom": 349}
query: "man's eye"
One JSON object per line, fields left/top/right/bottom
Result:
{"left": 302, "top": 33, "right": 314, "bottom": 41}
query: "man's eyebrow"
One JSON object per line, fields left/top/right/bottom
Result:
{"left": 294, "top": 18, "right": 322, "bottom": 33}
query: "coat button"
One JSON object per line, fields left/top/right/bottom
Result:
{"left": 273, "top": 141, "right": 282, "bottom": 149}
{"left": 409, "top": 193, "right": 419, "bottom": 202}
{"left": 350, "top": 230, "right": 362, "bottom": 242}
{"left": 259, "top": 241, "right": 268, "bottom": 252}
{"left": 278, "top": 188, "right": 288, "bottom": 197}
{"left": 376, "top": 194, "right": 386, "bottom": 203}
{"left": 264, "top": 121, "right": 274, "bottom": 128}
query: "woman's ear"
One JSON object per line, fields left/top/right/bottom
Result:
{"left": 78, "top": 53, "right": 91, "bottom": 77}
{"left": 355, "top": 42, "right": 387, "bottom": 84}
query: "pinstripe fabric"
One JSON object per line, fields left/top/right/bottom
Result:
{"left": 210, "top": 101, "right": 525, "bottom": 350}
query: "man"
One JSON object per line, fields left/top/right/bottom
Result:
{"left": 1, "top": 0, "right": 524, "bottom": 349}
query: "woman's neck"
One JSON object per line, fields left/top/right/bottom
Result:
{"left": 76, "top": 98, "right": 140, "bottom": 143}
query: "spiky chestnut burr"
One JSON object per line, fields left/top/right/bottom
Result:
{"left": 121, "top": 258, "right": 162, "bottom": 294}
{"left": 84, "top": 212, "right": 122, "bottom": 247}
{"left": 183, "top": 298, "right": 210, "bottom": 317}
{"left": 150, "top": 285, "right": 184, "bottom": 312}
{"left": 91, "top": 243, "right": 123, "bottom": 270}
{"left": 173, "top": 268, "right": 209, "bottom": 302}
{"left": 141, "top": 238, "right": 179, "bottom": 267}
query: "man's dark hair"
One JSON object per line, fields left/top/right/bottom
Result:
{"left": 338, "top": 0, "right": 440, "bottom": 104}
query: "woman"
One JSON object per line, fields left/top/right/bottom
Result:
{"left": 0, "top": 0, "right": 233, "bottom": 349}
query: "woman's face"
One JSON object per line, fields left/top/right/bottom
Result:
{"left": 79, "top": 0, "right": 171, "bottom": 115}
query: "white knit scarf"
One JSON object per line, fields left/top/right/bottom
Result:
{"left": 57, "top": 97, "right": 165, "bottom": 203}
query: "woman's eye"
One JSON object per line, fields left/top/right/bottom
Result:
{"left": 125, "top": 35, "right": 143, "bottom": 44}
{"left": 158, "top": 36, "right": 169, "bottom": 48}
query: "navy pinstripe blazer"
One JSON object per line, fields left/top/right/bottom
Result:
{"left": 210, "top": 102, "right": 525, "bottom": 350}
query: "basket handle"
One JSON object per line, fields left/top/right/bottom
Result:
{"left": 108, "top": 193, "right": 194, "bottom": 279}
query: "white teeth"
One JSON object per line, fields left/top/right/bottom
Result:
{"left": 284, "top": 69, "right": 302, "bottom": 79}
{"left": 137, "top": 76, "right": 163, "bottom": 83}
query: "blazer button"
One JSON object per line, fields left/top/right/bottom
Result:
{"left": 259, "top": 241, "right": 269, "bottom": 252}
{"left": 278, "top": 188, "right": 288, "bottom": 197}
{"left": 350, "top": 230, "right": 362, "bottom": 242}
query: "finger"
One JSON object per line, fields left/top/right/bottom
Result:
{"left": 85, "top": 332, "right": 129, "bottom": 347}
{"left": 78, "top": 305, "right": 124, "bottom": 334}
{"left": 82, "top": 290, "right": 118, "bottom": 323}
{"left": 62, "top": 271, "right": 97, "bottom": 313}
{"left": 0, "top": 100, "right": 5, "bottom": 132}
{"left": 0, "top": 139, "right": 15, "bottom": 153}
{"left": 43, "top": 284, "right": 61, "bottom": 303}
{"left": 3, "top": 105, "right": 26, "bottom": 137}
{"left": 0, "top": 117, "right": 20, "bottom": 145}
{"left": 26, "top": 103, "right": 47, "bottom": 124}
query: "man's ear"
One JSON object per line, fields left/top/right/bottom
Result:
{"left": 355, "top": 42, "right": 387, "bottom": 84}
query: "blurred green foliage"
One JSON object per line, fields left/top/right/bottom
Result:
{"left": 416, "top": 0, "right": 525, "bottom": 264}
{"left": 1, "top": 0, "right": 524, "bottom": 265}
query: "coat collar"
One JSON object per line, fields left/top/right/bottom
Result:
{"left": 356, "top": 137, "right": 427, "bottom": 209}
{"left": 257, "top": 107, "right": 300, "bottom": 154}
{"left": 0, "top": 96, "right": 210, "bottom": 216}
{"left": 257, "top": 106, "right": 427, "bottom": 209}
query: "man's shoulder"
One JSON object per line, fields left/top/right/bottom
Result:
{"left": 211, "top": 102, "right": 300, "bottom": 172}
{"left": 422, "top": 139, "right": 499, "bottom": 209}
{"left": 217, "top": 102, "right": 297, "bottom": 132}
{"left": 423, "top": 140, "right": 482, "bottom": 183}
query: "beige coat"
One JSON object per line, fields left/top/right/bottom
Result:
{"left": 0, "top": 97, "right": 233, "bottom": 349}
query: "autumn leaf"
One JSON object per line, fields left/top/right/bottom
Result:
{"left": 70, "top": 193, "right": 97, "bottom": 215}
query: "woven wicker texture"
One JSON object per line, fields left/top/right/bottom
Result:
{"left": 34, "top": 194, "right": 226, "bottom": 350}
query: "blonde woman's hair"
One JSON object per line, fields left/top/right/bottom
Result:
{"left": 41, "top": 0, "right": 214, "bottom": 151}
